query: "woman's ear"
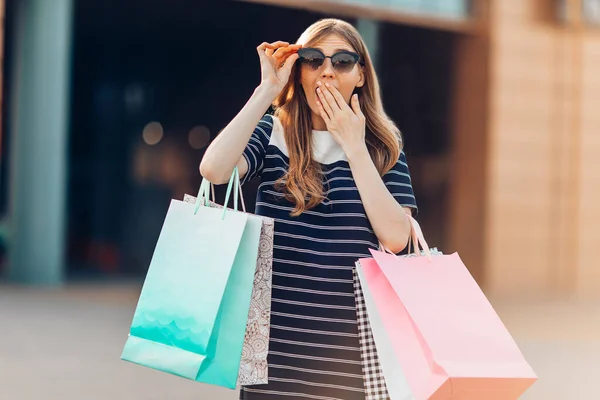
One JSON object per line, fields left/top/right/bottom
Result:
{"left": 356, "top": 68, "right": 365, "bottom": 88}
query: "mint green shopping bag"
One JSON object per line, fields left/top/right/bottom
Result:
{"left": 121, "top": 168, "right": 262, "bottom": 389}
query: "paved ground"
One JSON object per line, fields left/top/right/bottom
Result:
{"left": 1, "top": 283, "right": 598, "bottom": 400}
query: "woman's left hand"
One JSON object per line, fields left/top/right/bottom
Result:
{"left": 316, "top": 81, "right": 367, "bottom": 158}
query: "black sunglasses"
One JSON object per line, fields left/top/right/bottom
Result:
{"left": 297, "top": 48, "right": 363, "bottom": 73}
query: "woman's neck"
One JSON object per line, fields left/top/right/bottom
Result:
{"left": 311, "top": 112, "right": 328, "bottom": 131}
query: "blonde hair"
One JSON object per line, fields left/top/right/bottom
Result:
{"left": 274, "top": 18, "right": 402, "bottom": 216}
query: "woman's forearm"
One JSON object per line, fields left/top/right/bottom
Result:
{"left": 200, "top": 84, "right": 277, "bottom": 184}
{"left": 347, "top": 146, "right": 412, "bottom": 253}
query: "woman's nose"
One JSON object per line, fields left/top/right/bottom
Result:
{"left": 320, "top": 58, "right": 335, "bottom": 79}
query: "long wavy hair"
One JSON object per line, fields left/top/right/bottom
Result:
{"left": 274, "top": 18, "right": 402, "bottom": 216}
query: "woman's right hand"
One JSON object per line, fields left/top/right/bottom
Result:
{"left": 257, "top": 41, "right": 302, "bottom": 97}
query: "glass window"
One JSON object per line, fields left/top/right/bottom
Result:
{"left": 583, "top": 0, "right": 600, "bottom": 25}
{"left": 340, "top": 0, "right": 472, "bottom": 19}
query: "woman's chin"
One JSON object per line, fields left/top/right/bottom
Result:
{"left": 305, "top": 100, "right": 320, "bottom": 117}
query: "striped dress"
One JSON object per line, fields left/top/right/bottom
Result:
{"left": 239, "top": 114, "right": 417, "bottom": 400}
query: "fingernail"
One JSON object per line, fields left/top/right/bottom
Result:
{"left": 325, "top": 82, "right": 330, "bottom": 87}
{"left": 316, "top": 88, "right": 321, "bottom": 93}
{"left": 317, "top": 81, "right": 322, "bottom": 86}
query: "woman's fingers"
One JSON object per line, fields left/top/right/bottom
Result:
{"left": 256, "top": 42, "right": 273, "bottom": 51}
{"left": 280, "top": 53, "right": 299, "bottom": 74}
{"left": 258, "top": 42, "right": 299, "bottom": 70}
{"left": 256, "top": 42, "right": 272, "bottom": 61}
{"left": 273, "top": 44, "right": 302, "bottom": 56}
{"left": 317, "top": 86, "right": 335, "bottom": 118}
{"left": 351, "top": 94, "right": 365, "bottom": 121}
{"left": 324, "top": 83, "right": 347, "bottom": 110}
{"left": 316, "top": 98, "right": 331, "bottom": 125}
{"left": 273, "top": 45, "right": 302, "bottom": 67}
{"left": 269, "top": 41, "right": 290, "bottom": 48}
{"left": 256, "top": 41, "right": 282, "bottom": 53}
{"left": 273, "top": 46, "right": 300, "bottom": 62}
{"left": 275, "top": 53, "right": 299, "bottom": 71}
{"left": 273, "top": 49, "right": 298, "bottom": 66}
{"left": 265, "top": 41, "right": 290, "bottom": 56}
{"left": 317, "top": 82, "right": 342, "bottom": 111}
{"left": 257, "top": 41, "right": 289, "bottom": 56}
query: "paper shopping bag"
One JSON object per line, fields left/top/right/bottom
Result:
{"left": 356, "top": 216, "right": 537, "bottom": 399}
{"left": 353, "top": 267, "right": 393, "bottom": 400}
{"left": 122, "top": 172, "right": 262, "bottom": 389}
{"left": 184, "top": 191, "right": 274, "bottom": 386}
{"left": 357, "top": 217, "right": 537, "bottom": 400}
{"left": 353, "top": 247, "right": 444, "bottom": 400}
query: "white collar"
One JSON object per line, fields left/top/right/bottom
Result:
{"left": 269, "top": 116, "right": 348, "bottom": 165}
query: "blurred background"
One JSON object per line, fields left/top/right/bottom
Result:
{"left": 0, "top": 0, "right": 599, "bottom": 399}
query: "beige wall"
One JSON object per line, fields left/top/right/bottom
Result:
{"left": 481, "top": 0, "right": 600, "bottom": 299}
{"left": 577, "top": 33, "right": 600, "bottom": 297}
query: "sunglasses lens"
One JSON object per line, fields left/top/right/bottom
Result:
{"left": 332, "top": 53, "right": 358, "bottom": 73}
{"left": 299, "top": 49, "right": 325, "bottom": 70}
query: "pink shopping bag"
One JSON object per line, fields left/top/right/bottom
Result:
{"left": 357, "top": 215, "right": 537, "bottom": 399}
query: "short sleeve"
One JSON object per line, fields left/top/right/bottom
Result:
{"left": 383, "top": 150, "right": 418, "bottom": 214}
{"left": 240, "top": 114, "right": 274, "bottom": 184}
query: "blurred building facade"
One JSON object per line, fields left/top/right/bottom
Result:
{"left": 253, "top": 0, "right": 600, "bottom": 300}
{"left": 1, "top": 0, "right": 598, "bottom": 300}
{"left": 449, "top": 0, "right": 600, "bottom": 300}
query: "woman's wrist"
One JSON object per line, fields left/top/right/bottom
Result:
{"left": 345, "top": 142, "right": 370, "bottom": 165}
{"left": 255, "top": 83, "right": 280, "bottom": 104}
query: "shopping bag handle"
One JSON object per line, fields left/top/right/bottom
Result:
{"left": 194, "top": 171, "right": 234, "bottom": 219}
{"left": 407, "top": 214, "right": 431, "bottom": 258}
{"left": 195, "top": 167, "right": 247, "bottom": 217}
{"left": 222, "top": 167, "right": 240, "bottom": 218}
{"left": 378, "top": 213, "right": 431, "bottom": 259}
{"left": 197, "top": 178, "right": 212, "bottom": 207}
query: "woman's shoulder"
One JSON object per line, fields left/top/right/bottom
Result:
{"left": 250, "top": 114, "right": 277, "bottom": 146}
{"left": 259, "top": 114, "right": 287, "bottom": 155}
{"left": 255, "top": 113, "right": 275, "bottom": 133}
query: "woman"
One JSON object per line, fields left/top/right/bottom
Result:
{"left": 200, "top": 18, "right": 417, "bottom": 400}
